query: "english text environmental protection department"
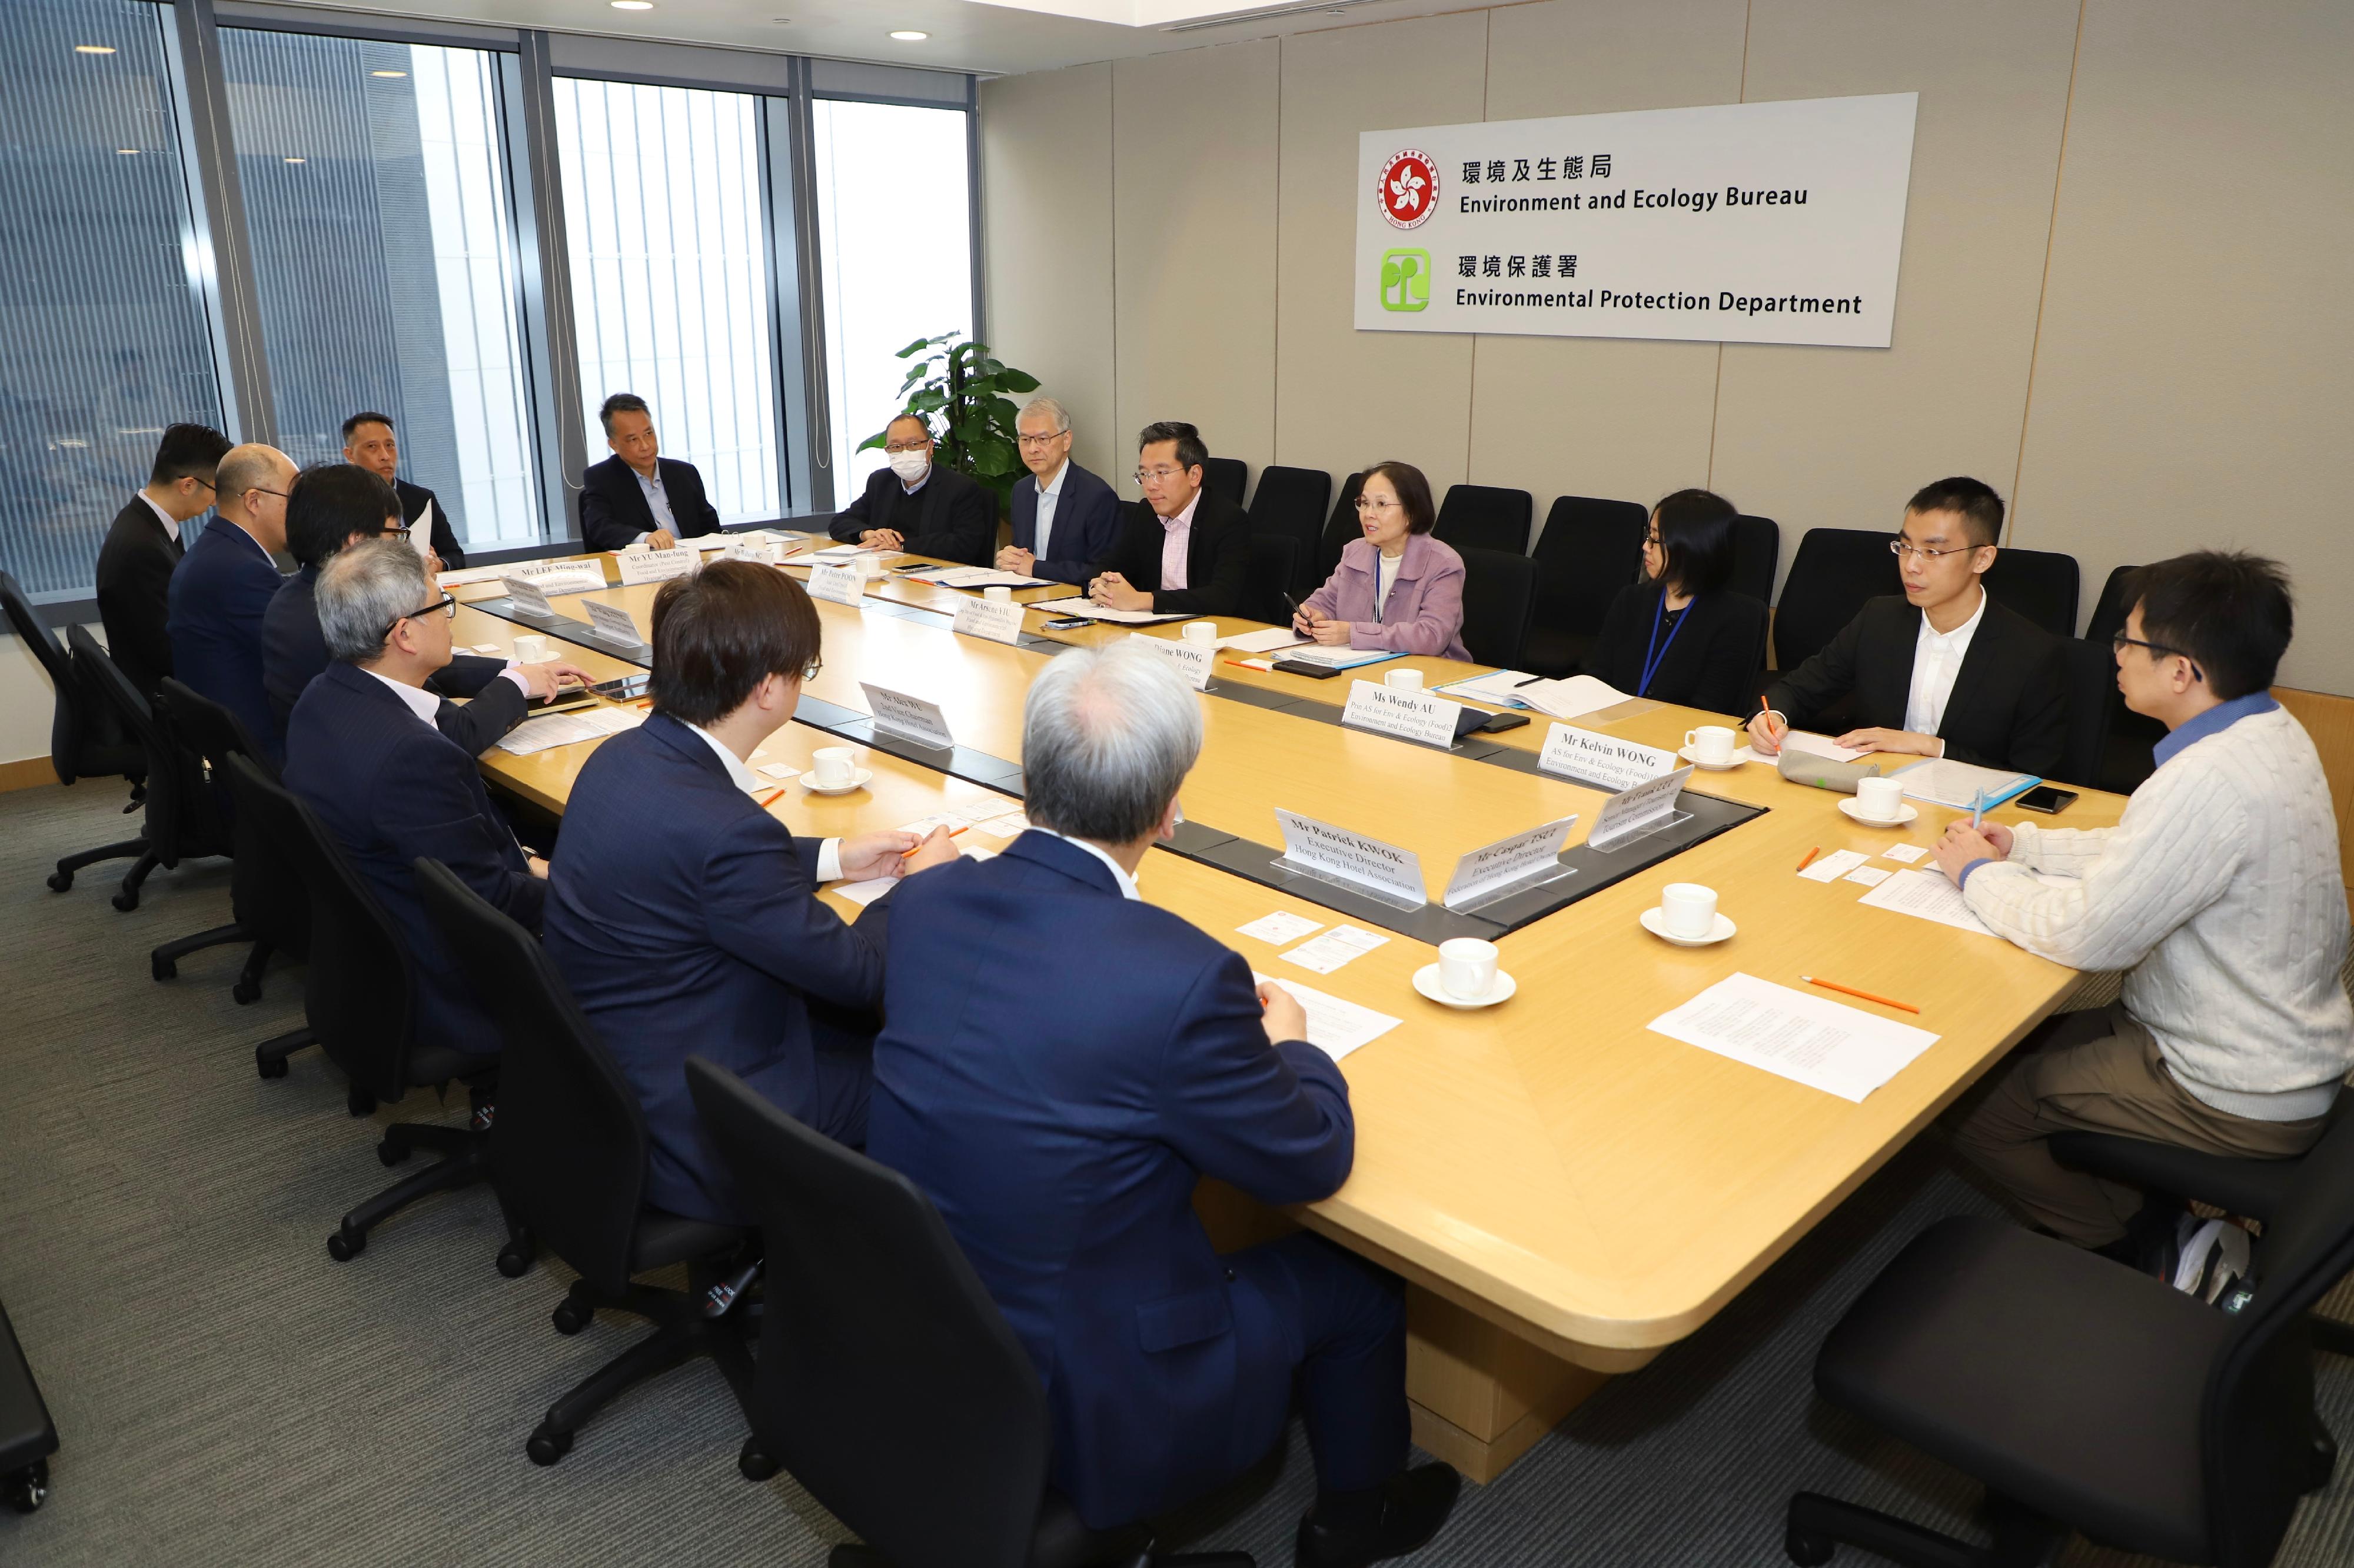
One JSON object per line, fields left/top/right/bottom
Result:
{"left": 1451, "top": 289, "right": 1865, "bottom": 316}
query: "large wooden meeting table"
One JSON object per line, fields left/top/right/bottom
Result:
{"left": 451, "top": 538, "right": 2126, "bottom": 1481}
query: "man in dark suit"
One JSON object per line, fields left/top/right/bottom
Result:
{"left": 827, "top": 412, "right": 994, "bottom": 566}
{"left": 263, "top": 463, "right": 583, "bottom": 753}
{"left": 94, "top": 422, "right": 231, "bottom": 697}
{"left": 167, "top": 442, "right": 295, "bottom": 764}
{"left": 1087, "top": 421, "right": 1252, "bottom": 618}
{"left": 342, "top": 411, "right": 466, "bottom": 568}
{"left": 577, "top": 392, "right": 723, "bottom": 553}
{"left": 544, "top": 561, "right": 961, "bottom": 1224}
{"left": 1750, "top": 476, "right": 2068, "bottom": 777}
{"left": 996, "top": 395, "right": 1122, "bottom": 585}
{"left": 865, "top": 642, "right": 1459, "bottom": 1566}
{"left": 283, "top": 540, "right": 546, "bottom": 1062}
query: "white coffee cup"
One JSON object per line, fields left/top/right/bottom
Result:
{"left": 1385, "top": 668, "right": 1425, "bottom": 691}
{"left": 810, "top": 747, "right": 855, "bottom": 788}
{"left": 1659, "top": 882, "right": 1718, "bottom": 939}
{"left": 1854, "top": 775, "right": 1906, "bottom": 823}
{"left": 512, "top": 634, "right": 548, "bottom": 664}
{"left": 1182, "top": 620, "right": 1218, "bottom": 645}
{"left": 1685, "top": 725, "right": 1737, "bottom": 765}
{"left": 984, "top": 585, "right": 1013, "bottom": 604}
{"left": 1437, "top": 937, "right": 1501, "bottom": 1000}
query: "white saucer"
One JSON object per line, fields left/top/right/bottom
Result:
{"left": 799, "top": 768, "right": 873, "bottom": 795}
{"left": 1677, "top": 745, "right": 1745, "bottom": 771}
{"left": 1639, "top": 907, "right": 1737, "bottom": 947}
{"left": 1412, "top": 964, "right": 1517, "bottom": 1010}
{"left": 1837, "top": 797, "right": 1919, "bottom": 827}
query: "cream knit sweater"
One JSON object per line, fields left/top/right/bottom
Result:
{"left": 1961, "top": 703, "right": 2354, "bottom": 1120}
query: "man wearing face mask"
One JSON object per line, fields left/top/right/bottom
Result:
{"left": 826, "top": 412, "right": 994, "bottom": 567}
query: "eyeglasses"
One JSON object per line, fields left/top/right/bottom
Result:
{"left": 1016, "top": 430, "right": 1068, "bottom": 448}
{"left": 801, "top": 660, "right": 823, "bottom": 681}
{"left": 381, "top": 592, "right": 454, "bottom": 642}
{"left": 381, "top": 522, "right": 412, "bottom": 540}
{"left": 2111, "top": 631, "right": 2203, "bottom": 680}
{"left": 1888, "top": 538, "right": 1979, "bottom": 561}
{"left": 883, "top": 435, "right": 932, "bottom": 454}
{"left": 1133, "top": 464, "right": 1191, "bottom": 485}
{"left": 250, "top": 487, "right": 290, "bottom": 502}
{"left": 1353, "top": 497, "right": 1402, "bottom": 514}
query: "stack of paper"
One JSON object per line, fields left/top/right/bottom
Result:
{"left": 1431, "top": 669, "right": 1541, "bottom": 707}
{"left": 1031, "top": 597, "right": 1188, "bottom": 626}
{"left": 1856, "top": 869, "right": 1997, "bottom": 937}
{"left": 914, "top": 565, "right": 1053, "bottom": 590}
{"left": 1279, "top": 924, "right": 1388, "bottom": 975}
{"left": 1280, "top": 646, "right": 1398, "bottom": 671}
{"left": 494, "top": 705, "right": 643, "bottom": 756}
{"left": 1219, "top": 628, "right": 1311, "bottom": 655}
{"left": 1780, "top": 731, "right": 1868, "bottom": 763}
{"left": 1890, "top": 758, "right": 2040, "bottom": 810}
{"left": 1250, "top": 973, "right": 1402, "bottom": 1062}
{"left": 1647, "top": 972, "right": 1939, "bottom": 1102}
{"left": 1515, "top": 674, "right": 1633, "bottom": 720}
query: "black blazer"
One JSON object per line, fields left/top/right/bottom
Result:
{"left": 827, "top": 464, "right": 994, "bottom": 567}
{"left": 1098, "top": 490, "right": 1254, "bottom": 618}
{"left": 395, "top": 478, "right": 466, "bottom": 568}
{"left": 261, "top": 565, "right": 526, "bottom": 754}
{"left": 1587, "top": 582, "right": 1769, "bottom": 717}
{"left": 1009, "top": 461, "right": 1123, "bottom": 585}
{"left": 94, "top": 495, "right": 184, "bottom": 697}
{"left": 578, "top": 455, "right": 722, "bottom": 553}
{"left": 1765, "top": 594, "right": 2068, "bottom": 777}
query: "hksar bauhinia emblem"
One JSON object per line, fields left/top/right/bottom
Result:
{"left": 1378, "top": 149, "right": 1437, "bottom": 229}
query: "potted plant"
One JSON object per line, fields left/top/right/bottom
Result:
{"left": 859, "top": 332, "right": 1041, "bottom": 517}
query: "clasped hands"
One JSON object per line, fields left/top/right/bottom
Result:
{"left": 1086, "top": 571, "right": 1152, "bottom": 612}
{"left": 857, "top": 529, "right": 905, "bottom": 552}
{"left": 1930, "top": 817, "right": 2013, "bottom": 884}
{"left": 1289, "top": 607, "right": 1354, "bottom": 647}
{"left": 837, "top": 825, "right": 962, "bottom": 883}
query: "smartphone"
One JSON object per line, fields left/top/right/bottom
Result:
{"left": 2016, "top": 785, "right": 2078, "bottom": 814}
{"left": 588, "top": 673, "right": 651, "bottom": 701}
{"left": 1041, "top": 616, "right": 1091, "bottom": 630}
{"left": 1475, "top": 711, "right": 1531, "bottom": 734}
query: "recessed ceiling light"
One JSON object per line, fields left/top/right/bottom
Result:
{"left": 889, "top": 29, "right": 929, "bottom": 41}
{"left": 284, "top": 157, "right": 306, "bottom": 164}
{"left": 371, "top": 69, "right": 407, "bottom": 78}
{"left": 75, "top": 44, "right": 116, "bottom": 55}
{"left": 610, "top": 1, "right": 654, "bottom": 9}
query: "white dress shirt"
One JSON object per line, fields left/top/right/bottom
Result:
{"left": 1031, "top": 460, "right": 1068, "bottom": 561}
{"left": 137, "top": 490, "right": 181, "bottom": 544}
{"left": 1902, "top": 587, "right": 1986, "bottom": 750}
{"left": 684, "top": 721, "right": 844, "bottom": 883}
{"left": 364, "top": 668, "right": 443, "bottom": 727}
{"left": 627, "top": 465, "right": 676, "bottom": 550}
{"left": 1030, "top": 827, "right": 1141, "bottom": 900}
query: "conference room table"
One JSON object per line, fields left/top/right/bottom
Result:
{"left": 450, "top": 534, "right": 2127, "bottom": 1482}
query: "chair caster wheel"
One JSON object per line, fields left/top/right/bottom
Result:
{"left": 46, "top": 871, "right": 72, "bottom": 893}
{"left": 111, "top": 888, "right": 139, "bottom": 913}
{"left": 2309, "top": 1419, "right": 2338, "bottom": 1493}
{"left": 738, "top": 1437, "right": 779, "bottom": 1482}
{"left": 526, "top": 1425, "right": 573, "bottom": 1467}
{"left": 551, "top": 1302, "right": 591, "bottom": 1336}
{"left": 377, "top": 1138, "right": 410, "bottom": 1167}
{"left": 3, "top": 1459, "right": 49, "bottom": 1514}
{"left": 151, "top": 955, "right": 176, "bottom": 982}
{"left": 496, "top": 1244, "right": 534, "bottom": 1279}
{"left": 232, "top": 978, "right": 261, "bottom": 1005}
{"left": 327, "top": 1225, "right": 367, "bottom": 1262}
{"left": 347, "top": 1086, "right": 377, "bottom": 1118}
{"left": 255, "top": 1047, "right": 289, "bottom": 1080}
{"left": 1785, "top": 1527, "right": 1834, "bottom": 1566}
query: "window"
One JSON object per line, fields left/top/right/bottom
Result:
{"left": 219, "top": 28, "right": 540, "bottom": 553}
{"left": 809, "top": 98, "right": 972, "bottom": 494}
{"left": 0, "top": 0, "right": 224, "bottom": 597}
{"left": 553, "top": 78, "right": 779, "bottom": 522}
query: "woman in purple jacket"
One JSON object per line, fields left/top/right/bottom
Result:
{"left": 1292, "top": 461, "right": 1470, "bottom": 661}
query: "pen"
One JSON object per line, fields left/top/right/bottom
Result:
{"left": 1971, "top": 788, "right": 1986, "bottom": 830}
{"left": 1803, "top": 975, "right": 1921, "bottom": 1014}
{"left": 902, "top": 824, "right": 970, "bottom": 858}
{"left": 1512, "top": 674, "right": 1547, "bottom": 687}
{"left": 1797, "top": 847, "right": 1820, "bottom": 873}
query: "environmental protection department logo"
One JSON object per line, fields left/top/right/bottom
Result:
{"left": 1379, "top": 249, "right": 1429, "bottom": 312}
{"left": 1377, "top": 148, "right": 1437, "bottom": 229}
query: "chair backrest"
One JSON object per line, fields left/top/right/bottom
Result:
{"left": 1773, "top": 528, "right": 1903, "bottom": 671}
{"left": 69, "top": 625, "right": 221, "bottom": 863}
{"left": 2086, "top": 563, "right": 2141, "bottom": 648}
{"left": 1433, "top": 483, "right": 1534, "bottom": 555}
{"left": 1457, "top": 546, "right": 1537, "bottom": 670}
{"left": 1706, "top": 592, "right": 1774, "bottom": 718}
{"left": 155, "top": 677, "right": 292, "bottom": 940}
{"left": 1528, "top": 495, "right": 1647, "bottom": 656}
{"left": 223, "top": 753, "right": 416, "bottom": 1099}
{"left": 2, "top": 570, "right": 123, "bottom": 787}
{"left": 1247, "top": 465, "right": 1334, "bottom": 595}
{"left": 414, "top": 857, "right": 650, "bottom": 1293}
{"left": 2202, "top": 1108, "right": 2354, "bottom": 1567}
{"left": 1201, "top": 456, "right": 1247, "bottom": 510}
{"left": 686, "top": 1056, "right": 1050, "bottom": 1568}
{"left": 1729, "top": 515, "right": 1780, "bottom": 605}
{"left": 1319, "top": 471, "right": 1365, "bottom": 582}
{"left": 1243, "top": 532, "right": 1299, "bottom": 627}
{"left": 1981, "top": 546, "right": 2080, "bottom": 637}
{"left": 2053, "top": 638, "right": 2115, "bottom": 790}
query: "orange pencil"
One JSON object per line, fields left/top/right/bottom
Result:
{"left": 1796, "top": 847, "right": 1820, "bottom": 873}
{"left": 902, "top": 824, "right": 970, "bottom": 858}
{"left": 1802, "top": 975, "right": 1921, "bottom": 1014}
{"left": 753, "top": 787, "right": 786, "bottom": 808}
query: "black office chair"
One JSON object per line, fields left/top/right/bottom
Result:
{"left": 2082, "top": 565, "right": 2166, "bottom": 794}
{"left": 2084, "top": 564, "right": 2139, "bottom": 648}
{"left": 1246, "top": 465, "right": 1332, "bottom": 597}
{"left": 1784, "top": 1101, "right": 2354, "bottom": 1568}
{"left": 1701, "top": 593, "right": 1775, "bottom": 718}
{"left": 1432, "top": 484, "right": 1533, "bottom": 556}
{"left": 412, "top": 860, "right": 769, "bottom": 1475}
{"left": 1772, "top": 528, "right": 1903, "bottom": 673}
{"left": 221, "top": 754, "right": 496, "bottom": 1260}
{"left": 1981, "top": 547, "right": 2080, "bottom": 638}
{"left": 1318, "top": 472, "right": 1365, "bottom": 584}
{"left": 1202, "top": 457, "right": 1248, "bottom": 511}
{"left": 1521, "top": 495, "right": 1647, "bottom": 677}
{"left": 69, "top": 626, "right": 229, "bottom": 914}
{"left": 1242, "top": 534, "right": 1298, "bottom": 628}
{"left": 2053, "top": 638, "right": 2116, "bottom": 791}
{"left": 684, "top": 1056, "right": 1254, "bottom": 1568}
{"left": 1457, "top": 547, "right": 1537, "bottom": 671}
{"left": 1730, "top": 515, "right": 1781, "bottom": 607}
{"left": 1, "top": 571, "right": 147, "bottom": 894}
{"left": 0, "top": 1296, "right": 56, "bottom": 1515}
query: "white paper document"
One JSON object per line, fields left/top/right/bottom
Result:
{"left": 1237, "top": 911, "right": 1325, "bottom": 946}
{"left": 1514, "top": 674, "right": 1634, "bottom": 721}
{"left": 946, "top": 796, "right": 1023, "bottom": 825}
{"left": 920, "top": 565, "right": 1053, "bottom": 590}
{"left": 1251, "top": 973, "right": 1402, "bottom": 1063}
{"left": 972, "top": 812, "right": 1029, "bottom": 838}
{"left": 1430, "top": 669, "right": 1541, "bottom": 707}
{"left": 1648, "top": 972, "right": 1939, "bottom": 1103}
{"left": 437, "top": 565, "right": 511, "bottom": 587}
{"left": 1856, "top": 868, "right": 1997, "bottom": 937}
{"left": 1798, "top": 848, "right": 1870, "bottom": 883}
{"left": 1881, "top": 843, "right": 1928, "bottom": 864}
{"left": 804, "top": 543, "right": 871, "bottom": 562}
{"left": 830, "top": 847, "right": 1000, "bottom": 908}
{"left": 1843, "top": 865, "right": 1893, "bottom": 887}
{"left": 468, "top": 643, "right": 504, "bottom": 655}
{"left": 1032, "top": 596, "right": 1188, "bottom": 625}
{"left": 1219, "top": 627, "right": 1311, "bottom": 655}
{"left": 757, "top": 763, "right": 801, "bottom": 781}
{"left": 1279, "top": 924, "right": 1389, "bottom": 975}
{"left": 1780, "top": 731, "right": 1868, "bottom": 763}
{"left": 678, "top": 532, "right": 737, "bottom": 552}
{"left": 493, "top": 705, "right": 643, "bottom": 756}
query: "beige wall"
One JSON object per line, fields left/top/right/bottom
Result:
{"left": 980, "top": 0, "right": 2354, "bottom": 694}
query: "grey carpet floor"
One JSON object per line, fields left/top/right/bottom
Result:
{"left": 2, "top": 780, "right": 2349, "bottom": 1567}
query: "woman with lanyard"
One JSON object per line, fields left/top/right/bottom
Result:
{"left": 1292, "top": 460, "right": 1470, "bottom": 660}
{"left": 1586, "top": 488, "right": 1769, "bottom": 714}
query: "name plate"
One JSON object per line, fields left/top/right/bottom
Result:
{"left": 1274, "top": 808, "right": 1427, "bottom": 908}
{"left": 1341, "top": 679, "right": 1465, "bottom": 749}
{"left": 500, "top": 575, "right": 556, "bottom": 617}
{"left": 1129, "top": 632, "right": 1212, "bottom": 690}
{"left": 1442, "top": 816, "right": 1579, "bottom": 910}
{"left": 1538, "top": 724, "right": 1681, "bottom": 791}
{"left": 1586, "top": 764, "right": 1695, "bottom": 852}
{"left": 807, "top": 564, "right": 866, "bottom": 607}
{"left": 583, "top": 599, "right": 645, "bottom": 647}
{"left": 615, "top": 547, "right": 698, "bottom": 587}
{"left": 953, "top": 596, "right": 1027, "bottom": 646}
{"left": 859, "top": 682, "right": 955, "bottom": 750}
{"left": 513, "top": 564, "right": 607, "bottom": 597}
